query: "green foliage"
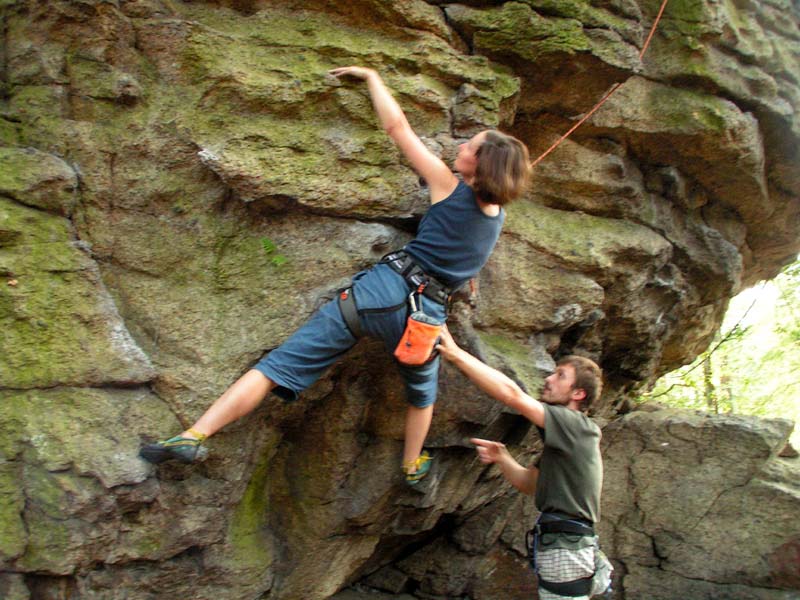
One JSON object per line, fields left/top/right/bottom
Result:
{"left": 269, "top": 254, "right": 288, "bottom": 267}
{"left": 260, "top": 237, "right": 287, "bottom": 268}
{"left": 260, "top": 237, "right": 277, "bottom": 254}
{"left": 774, "top": 261, "right": 800, "bottom": 344}
{"left": 641, "top": 256, "right": 800, "bottom": 445}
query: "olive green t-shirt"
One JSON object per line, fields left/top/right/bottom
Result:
{"left": 535, "top": 404, "right": 603, "bottom": 524}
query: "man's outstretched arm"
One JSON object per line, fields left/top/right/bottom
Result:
{"left": 436, "top": 327, "right": 545, "bottom": 428}
{"left": 472, "top": 438, "right": 539, "bottom": 495}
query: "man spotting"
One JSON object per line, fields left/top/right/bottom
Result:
{"left": 436, "top": 327, "right": 605, "bottom": 599}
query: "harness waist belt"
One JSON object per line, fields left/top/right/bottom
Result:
{"left": 526, "top": 513, "right": 597, "bottom": 598}
{"left": 380, "top": 251, "right": 451, "bottom": 305}
{"left": 536, "top": 519, "right": 595, "bottom": 537}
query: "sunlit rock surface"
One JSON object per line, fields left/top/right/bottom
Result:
{"left": 601, "top": 407, "right": 800, "bottom": 600}
{"left": 1, "top": 0, "right": 798, "bottom": 598}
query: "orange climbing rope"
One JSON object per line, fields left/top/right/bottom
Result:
{"left": 530, "top": 0, "right": 671, "bottom": 168}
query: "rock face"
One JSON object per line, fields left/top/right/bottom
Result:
{"left": 0, "top": 0, "right": 798, "bottom": 598}
{"left": 334, "top": 406, "right": 800, "bottom": 600}
{"left": 601, "top": 407, "right": 800, "bottom": 600}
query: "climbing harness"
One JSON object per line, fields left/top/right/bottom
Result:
{"left": 337, "top": 250, "right": 451, "bottom": 342}
{"left": 338, "top": 281, "right": 444, "bottom": 366}
{"left": 381, "top": 250, "right": 452, "bottom": 305}
{"left": 526, "top": 513, "right": 612, "bottom": 597}
{"left": 530, "top": 0, "right": 671, "bottom": 169}
{"left": 337, "top": 287, "right": 365, "bottom": 338}
{"left": 381, "top": 250, "right": 449, "bottom": 365}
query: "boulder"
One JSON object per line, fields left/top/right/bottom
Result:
{"left": 601, "top": 407, "right": 800, "bottom": 599}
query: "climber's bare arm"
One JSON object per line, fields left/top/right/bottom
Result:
{"left": 328, "top": 66, "right": 457, "bottom": 203}
{"left": 436, "top": 327, "right": 546, "bottom": 428}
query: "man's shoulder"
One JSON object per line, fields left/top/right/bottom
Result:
{"left": 543, "top": 404, "right": 601, "bottom": 435}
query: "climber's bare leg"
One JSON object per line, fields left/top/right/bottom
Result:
{"left": 183, "top": 369, "right": 275, "bottom": 439}
{"left": 403, "top": 404, "right": 434, "bottom": 473}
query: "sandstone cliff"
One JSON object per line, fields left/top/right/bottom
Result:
{"left": 1, "top": 0, "right": 798, "bottom": 598}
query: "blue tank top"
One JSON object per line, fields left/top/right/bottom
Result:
{"left": 403, "top": 181, "right": 505, "bottom": 290}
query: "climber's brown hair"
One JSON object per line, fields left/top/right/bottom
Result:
{"left": 473, "top": 130, "right": 531, "bottom": 206}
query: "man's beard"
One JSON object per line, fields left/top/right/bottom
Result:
{"left": 541, "top": 391, "right": 569, "bottom": 406}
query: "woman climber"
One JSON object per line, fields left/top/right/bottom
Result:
{"left": 140, "top": 66, "right": 531, "bottom": 485}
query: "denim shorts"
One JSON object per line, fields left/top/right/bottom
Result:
{"left": 253, "top": 263, "right": 447, "bottom": 408}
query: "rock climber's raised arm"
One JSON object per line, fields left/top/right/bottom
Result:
{"left": 328, "top": 66, "right": 458, "bottom": 203}
{"left": 436, "top": 327, "right": 546, "bottom": 428}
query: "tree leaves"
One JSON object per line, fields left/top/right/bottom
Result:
{"left": 642, "top": 255, "right": 800, "bottom": 444}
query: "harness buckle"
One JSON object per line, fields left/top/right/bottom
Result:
{"left": 380, "top": 250, "right": 451, "bottom": 307}
{"left": 408, "top": 291, "right": 418, "bottom": 313}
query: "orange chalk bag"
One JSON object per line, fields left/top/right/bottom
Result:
{"left": 394, "top": 290, "right": 443, "bottom": 366}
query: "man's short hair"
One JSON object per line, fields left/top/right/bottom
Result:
{"left": 557, "top": 355, "right": 603, "bottom": 411}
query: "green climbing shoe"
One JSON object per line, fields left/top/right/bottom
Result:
{"left": 404, "top": 450, "right": 433, "bottom": 486}
{"left": 139, "top": 435, "right": 208, "bottom": 464}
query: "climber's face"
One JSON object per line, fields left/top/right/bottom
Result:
{"left": 541, "top": 364, "right": 586, "bottom": 407}
{"left": 454, "top": 130, "right": 487, "bottom": 178}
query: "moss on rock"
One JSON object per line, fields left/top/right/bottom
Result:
{"left": 7, "top": 86, "right": 69, "bottom": 147}
{"left": 524, "top": 0, "right": 639, "bottom": 39}
{"left": 477, "top": 331, "right": 548, "bottom": 395}
{"left": 0, "top": 147, "right": 77, "bottom": 216}
{"left": 0, "top": 118, "right": 20, "bottom": 146}
{"left": 223, "top": 441, "right": 277, "bottom": 575}
{"left": 0, "top": 0, "right": 795, "bottom": 596}
{"left": 450, "top": 2, "right": 591, "bottom": 63}
{"left": 0, "top": 388, "right": 173, "bottom": 487}
{"left": 0, "top": 387, "right": 182, "bottom": 571}
{"left": 505, "top": 199, "right": 671, "bottom": 277}
{"left": 0, "top": 199, "right": 155, "bottom": 389}
{"left": 0, "top": 464, "right": 26, "bottom": 563}
{"left": 446, "top": 1, "right": 640, "bottom": 70}
{"left": 591, "top": 75, "right": 745, "bottom": 135}
{"left": 66, "top": 52, "right": 143, "bottom": 103}
{"left": 477, "top": 237, "right": 606, "bottom": 332}
{"left": 589, "top": 76, "right": 769, "bottom": 224}
{"left": 0, "top": 573, "right": 29, "bottom": 600}
{"left": 150, "top": 2, "right": 520, "bottom": 217}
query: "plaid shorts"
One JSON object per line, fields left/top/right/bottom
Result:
{"left": 537, "top": 545, "right": 595, "bottom": 600}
